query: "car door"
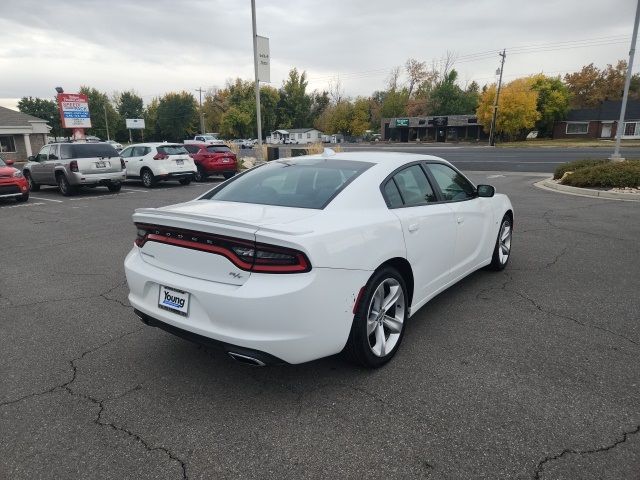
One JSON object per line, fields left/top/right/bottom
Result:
{"left": 44, "top": 144, "right": 60, "bottom": 183}
{"left": 425, "top": 163, "right": 494, "bottom": 279}
{"left": 30, "top": 145, "right": 49, "bottom": 183}
{"left": 120, "top": 146, "right": 135, "bottom": 177}
{"left": 384, "top": 164, "right": 457, "bottom": 307}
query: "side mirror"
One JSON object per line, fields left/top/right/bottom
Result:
{"left": 477, "top": 184, "right": 495, "bottom": 198}
{"left": 28, "top": 155, "right": 35, "bottom": 162}
{"left": 6, "top": 159, "right": 15, "bottom": 166}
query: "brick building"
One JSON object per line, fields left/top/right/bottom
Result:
{"left": 0, "top": 106, "right": 51, "bottom": 162}
{"left": 553, "top": 100, "right": 640, "bottom": 140}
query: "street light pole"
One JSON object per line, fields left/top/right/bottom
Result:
{"left": 251, "top": 0, "right": 263, "bottom": 159}
{"left": 611, "top": 0, "right": 640, "bottom": 161}
{"left": 104, "top": 104, "right": 110, "bottom": 141}
{"left": 488, "top": 49, "right": 506, "bottom": 147}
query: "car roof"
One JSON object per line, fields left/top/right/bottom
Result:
{"left": 125, "top": 142, "right": 185, "bottom": 147}
{"left": 298, "top": 151, "right": 452, "bottom": 167}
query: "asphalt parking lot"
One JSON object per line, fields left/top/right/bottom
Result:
{"left": 1, "top": 171, "right": 639, "bottom": 479}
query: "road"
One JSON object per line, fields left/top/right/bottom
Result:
{"left": 340, "top": 143, "right": 640, "bottom": 173}
{"left": 1, "top": 174, "right": 639, "bottom": 479}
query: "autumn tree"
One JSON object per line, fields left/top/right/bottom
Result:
{"left": 564, "top": 60, "right": 640, "bottom": 108}
{"left": 405, "top": 58, "right": 427, "bottom": 98}
{"left": 477, "top": 78, "right": 540, "bottom": 140}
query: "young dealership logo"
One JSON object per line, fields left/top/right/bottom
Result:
{"left": 162, "top": 289, "right": 185, "bottom": 309}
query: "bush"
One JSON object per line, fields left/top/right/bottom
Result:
{"left": 553, "top": 159, "right": 608, "bottom": 179}
{"left": 560, "top": 160, "right": 640, "bottom": 188}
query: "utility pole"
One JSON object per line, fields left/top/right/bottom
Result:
{"left": 611, "top": 0, "right": 640, "bottom": 161}
{"left": 251, "top": 0, "right": 263, "bottom": 159}
{"left": 104, "top": 104, "right": 110, "bottom": 141}
{"left": 195, "top": 87, "right": 205, "bottom": 134}
{"left": 488, "top": 49, "right": 506, "bottom": 147}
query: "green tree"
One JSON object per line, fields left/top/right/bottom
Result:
{"left": 220, "top": 106, "right": 252, "bottom": 138}
{"left": 430, "top": 70, "right": 479, "bottom": 116}
{"left": 78, "top": 86, "right": 119, "bottom": 140}
{"left": 259, "top": 85, "right": 280, "bottom": 138}
{"left": 277, "top": 68, "right": 312, "bottom": 128}
{"left": 115, "top": 90, "right": 144, "bottom": 142}
{"left": 156, "top": 92, "right": 198, "bottom": 141}
{"left": 143, "top": 98, "right": 161, "bottom": 142}
{"left": 17, "top": 97, "right": 60, "bottom": 138}
{"left": 530, "top": 74, "right": 570, "bottom": 137}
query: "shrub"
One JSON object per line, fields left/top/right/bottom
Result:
{"left": 560, "top": 160, "right": 640, "bottom": 188}
{"left": 553, "top": 159, "right": 608, "bottom": 179}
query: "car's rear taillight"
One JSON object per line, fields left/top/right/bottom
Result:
{"left": 120, "top": 158, "right": 126, "bottom": 170}
{"left": 70, "top": 160, "right": 79, "bottom": 172}
{"left": 134, "top": 223, "right": 310, "bottom": 273}
{"left": 153, "top": 153, "right": 168, "bottom": 160}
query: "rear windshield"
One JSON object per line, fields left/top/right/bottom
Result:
{"left": 201, "top": 158, "right": 372, "bottom": 209}
{"left": 157, "top": 145, "right": 188, "bottom": 155}
{"left": 60, "top": 143, "right": 120, "bottom": 159}
{"left": 206, "top": 146, "right": 231, "bottom": 153}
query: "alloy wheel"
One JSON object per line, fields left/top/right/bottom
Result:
{"left": 498, "top": 220, "right": 512, "bottom": 265}
{"left": 366, "top": 278, "right": 405, "bottom": 357}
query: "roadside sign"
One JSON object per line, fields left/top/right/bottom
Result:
{"left": 395, "top": 118, "right": 409, "bottom": 127}
{"left": 58, "top": 93, "right": 91, "bottom": 129}
{"left": 126, "top": 118, "right": 145, "bottom": 129}
{"left": 257, "top": 35, "right": 270, "bottom": 83}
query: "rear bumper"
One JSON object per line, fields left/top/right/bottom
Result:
{"left": 157, "top": 172, "right": 195, "bottom": 180}
{"left": 124, "top": 247, "right": 371, "bottom": 364}
{"left": 69, "top": 171, "right": 126, "bottom": 186}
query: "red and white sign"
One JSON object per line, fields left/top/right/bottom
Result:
{"left": 57, "top": 93, "right": 92, "bottom": 129}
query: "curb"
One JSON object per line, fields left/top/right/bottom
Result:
{"left": 535, "top": 178, "right": 640, "bottom": 202}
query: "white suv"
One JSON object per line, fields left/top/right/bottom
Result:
{"left": 120, "top": 143, "right": 196, "bottom": 188}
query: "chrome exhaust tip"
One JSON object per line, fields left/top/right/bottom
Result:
{"left": 228, "top": 352, "right": 266, "bottom": 366}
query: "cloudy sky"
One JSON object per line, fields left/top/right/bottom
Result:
{"left": 0, "top": 0, "right": 636, "bottom": 110}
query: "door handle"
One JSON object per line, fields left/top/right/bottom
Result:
{"left": 457, "top": 216, "right": 464, "bottom": 224}
{"left": 408, "top": 223, "right": 420, "bottom": 232}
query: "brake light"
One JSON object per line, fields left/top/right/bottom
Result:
{"left": 153, "top": 153, "right": 169, "bottom": 160}
{"left": 120, "top": 158, "right": 126, "bottom": 170}
{"left": 134, "top": 223, "right": 310, "bottom": 273}
{"left": 70, "top": 160, "right": 79, "bottom": 172}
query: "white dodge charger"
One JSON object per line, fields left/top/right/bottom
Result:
{"left": 125, "top": 151, "right": 513, "bottom": 367}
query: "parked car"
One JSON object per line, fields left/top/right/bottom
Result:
{"left": 231, "top": 139, "right": 254, "bottom": 149}
{"left": 24, "top": 142, "right": 125, "bottom": 196}
{"left": 184, "top": 135, "right": 225, "bottom": 146}
{"left": 0, "top": 156, "right": 29, "bottom": 202}
{"left": 125, "top": 152, "right": 513, "bottom": 367}
{"left": 120, "top": 143, "right": 196, "bottom": 188}
{"left": 85, "top": 135, "right": 101, "bottom": 142}
{"left": 183, "top": 143, "right": 237, "bottom": 182}
{"left": 106, "top": 139, "right": 123, "bottom": 151}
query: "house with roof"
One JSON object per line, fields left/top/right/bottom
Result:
{"left": 553, "top": 100, "right": 640, "bottom": 140}
{"left": 0, "top": 106, "right": 51, "bottom": 162}
{"left": 267, "top": 128, "right": 323, "bottom": 145}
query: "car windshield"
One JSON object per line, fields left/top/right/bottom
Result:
{"left": 60, "top": 143, "right": 120, "bottom": 159}
{"left": 206, "top": 146, "right": 231, "bottom": 153}
{"left": 201, "top": 158, "right": 372, "bottom": 209}
{"left": 157, "top": 145, "right": 188, "bottom": 155}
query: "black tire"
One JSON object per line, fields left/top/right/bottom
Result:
{"left": 223, "top": 172, "right": 235, "bottom": 180}
{"left": 179, "top": 178, "right": 192, "bottom": 185}
{"left": 141, "top": 168, "right": 156, "bottom": 188}
{"left": 194, "top": 165, "right": 207, "bottom": 182}
{"left": 344, "top": 266, "right": 408, "bottom": 368}
{"left": 107, "top": 182, "right": 122, "bottom": 192}
{"left": 16, "top": 193, "right": 29, "bottom": 203}
{"left": 25, "top": 171, "right": 39, "bottom": 191}
{"left": 57, "top": 173, "right": 77, "bottom": 196}
{"left": 487, "top": 214, "right": 512, "bottom": 271}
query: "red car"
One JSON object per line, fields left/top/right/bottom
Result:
{"left": 183, "top": 143, "right": 237, "bottom": 182}
{"left": 0, "top": 156, "right": 29, "bottom": 203}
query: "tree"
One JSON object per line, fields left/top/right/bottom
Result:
{"left": 220, "top": 106, "right": 252, "bottom": 138}
{"left": 350, "top": 97, "right": 371, "bottom": 137}
{"left": 405, "top": 58, "right": 427, "bottom": 98}
{"left": 277, "top": 68, "right": 312, "bottom": 128}
{"left": 155, "top": 91, "right": 198, "bottom": 141}
{"left": 530, "top": 75, "right": 570, "bottom": 137}
{"left": 430, "top": 70, "right": 479, "bottom": 115}
{"left": 564, "top": 60, "right": 637, "bottom": 108}
{"left": 259, "top": 85, "right": 280, "bottom": 138}
{"left": 79, "top": 86, "right": 119, "bottom": 140}
{"left": 115, "top": 90, "right": 144, "bottom": 142}
{"left": 143, "top": 98, "right": 161, "bottom": 141}
{"left": 17, "top": 97, "right": 60, "bottom": 138}
{"left": 477, "top": 78, "right": 540, "bottom": 140}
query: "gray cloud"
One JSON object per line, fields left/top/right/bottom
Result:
{"left": 0, "top": 0, "right": 635, "bottom": 107}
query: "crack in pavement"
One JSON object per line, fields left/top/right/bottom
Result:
{"left": 533, "top": 424, "right": 640, "bottom": 479}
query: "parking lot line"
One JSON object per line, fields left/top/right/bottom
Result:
{"left": 29, "top": 196, "right": 64, "bottom": 203}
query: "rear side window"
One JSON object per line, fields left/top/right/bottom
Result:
{"left": 206, "top": 146, "right": 231, "bottom": 153}
{"left": 63, "top": 143, "right": 120, "bottom": 159}
{"left": 383, "top": 181, "right": 403, "bottom": 208}
{"left": 202, "top": 159, "right": 372, "bottom": 209}
{"left": 184, "top": 145, "right": 199, "bottom": 154}
{"left": 392, "top": 165, "right": 437, "bottom": 206}
{"left": 157, "top": 145, "right": 188, "bottom": 155}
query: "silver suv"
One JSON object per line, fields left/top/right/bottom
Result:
{"left": 24, "top": 142, "right": 126, "bottom": 196}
